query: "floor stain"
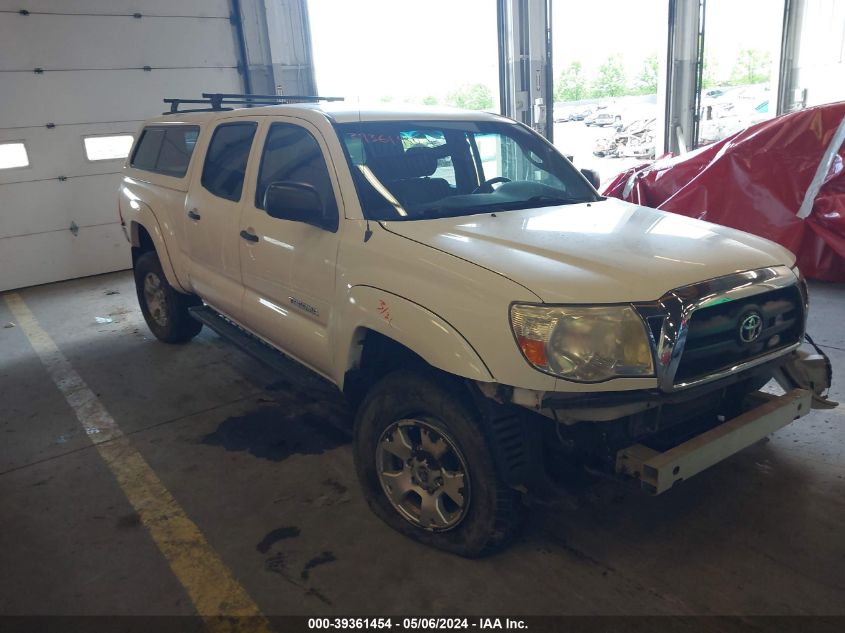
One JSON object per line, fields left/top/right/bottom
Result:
{"left": 264, "top": 552, "right": 288, "bottom": 574}
{"left": 304, "top": 478, "right": 351, "bottom": 508}
{"left": 542, "top": 532, "right": 616, "bottom": 573}
{"left": 256, "top": 526, "right": 301, "bottom": 554}
{"left": 322, "top": 478, "right": 348, "bottom": 495}
{"left": 306, "top": 587, "right": 333, "bottom": 606}
{"left": 115, "top": 512, "right": 141, "bottom": 529}
{"left": 300, "top": 551, "right": 336, "bottom": 580}
{"left": 202, "top": 404, "right": 350, "bottom": 462}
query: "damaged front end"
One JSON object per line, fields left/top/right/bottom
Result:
{"left": 773, "top": 340, "right": 837, "bottom": 409}
{"left": 476, "top": 341, "right": 836, "bottom": 495}
{"left": 613, "top": 344, "right": 835, "bottom": 493}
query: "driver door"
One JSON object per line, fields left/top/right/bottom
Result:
{"left": 237, "top": 118, "right": 343, "bottom": 379}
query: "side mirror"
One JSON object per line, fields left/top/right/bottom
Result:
{"left": 580, "top": 168, "right": 600, "bottom": 190}
{"left": 263, "top": 181, "right": 336, "bottom": 231}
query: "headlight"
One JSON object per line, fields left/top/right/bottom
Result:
{"left": 510, "top": 304, "right": 654, "bottom": 382}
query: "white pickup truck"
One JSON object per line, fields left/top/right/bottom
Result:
{"left": 119, "top": 95, "right": 834, "bottom": 556}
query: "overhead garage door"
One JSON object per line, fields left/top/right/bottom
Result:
{"left": 0, "top": 0, "right": 245, "bottom": 291}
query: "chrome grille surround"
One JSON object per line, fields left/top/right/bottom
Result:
{"left": 636, "top": 266, "right": 804, "bottom": 392}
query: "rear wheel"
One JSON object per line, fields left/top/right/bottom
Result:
{"left": 134, "top": 251, "right": 202, "bottom": 343}
{"left": 353, "top": 369, "right": 522, "bottom": 557}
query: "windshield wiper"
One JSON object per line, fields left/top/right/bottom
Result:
{"left": 522, "top": 194, "right": 594, "bottom": 207}
{"left": 414, "top": 201, "right": 523, "bottom": 217}
{"left": 409, "top": 195, "right": 594, "bottom": 219}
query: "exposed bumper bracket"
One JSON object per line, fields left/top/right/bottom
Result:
{"left": 773, "top": 344, "right": 838, "bottom": 409}
{"left": 616, "top": 389, "right": 812, "bottom": 495}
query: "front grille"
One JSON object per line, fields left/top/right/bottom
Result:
{"left": 673, "top": 285, "right": 804, "bottom": 384}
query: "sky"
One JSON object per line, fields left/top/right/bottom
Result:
{"left": 306, "top": 0, "right": 785, "bottom": 103}
{"left": 307, "top": 0, "right": 499, "bottom": 104}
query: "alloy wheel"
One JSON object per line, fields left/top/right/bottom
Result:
{"left": 143, "top": 272, "right": 168, "bottom": 327}
{"left": 376, "top": 418, "right": 470, "bottom": 531}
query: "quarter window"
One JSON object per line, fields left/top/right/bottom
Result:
{"left": 201, "top": 122, "right": 257, "bottom": 202}
{"left": 130, "top": 126, "right": 199, "bottom": 177}
{"left": 255, "top": 123, "right": 338, "bottom": 218}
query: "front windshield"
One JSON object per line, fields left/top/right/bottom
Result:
{"left": 336, "top": 119, "right": 599, "bottom": 221}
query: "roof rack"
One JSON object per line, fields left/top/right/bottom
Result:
{"left": 162, "top": 93, "right": 344, "bottom": 115}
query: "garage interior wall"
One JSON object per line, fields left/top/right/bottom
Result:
{"left": 0, "top": 1, "right": 248, "bottom": 292}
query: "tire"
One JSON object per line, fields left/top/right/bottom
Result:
{"left": 133, "top": 250, "right": 202, "bottom": 343}
{"left": 353, "top": 369, "right": 523, "bottom": 557}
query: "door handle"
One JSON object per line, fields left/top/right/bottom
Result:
{"left": 240, "top": 229, "right": 259, "bottom": 243}
{"left": 187, "top": 209, "right": 201, "bottom": 220}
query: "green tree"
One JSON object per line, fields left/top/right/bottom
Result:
{"left": 555, "top": 61, "right": 588, "bottom": 102}
{"left": 729, "top": 49, "right": 771, "bottom": 85}
{"left": 702, "top": 56, "right": 719, "bottom": 89}
{"left": 632, "top": 54, "right": 659, "bottom": 95}
{"left": 446, "top": 83, "right": 493, "bottom": 110}
{"left": 590, "top": 56, "right": 627, "bottom": 98}
{"left": 379, "top": 95, "right": 394, "bottom": 103}
{"left": 422, "top": 95, "right": 439, "bottom": 106}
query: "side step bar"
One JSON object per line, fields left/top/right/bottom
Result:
{"left": 188, "top": 305, "right": 336, "bottom": 395}
{"left": 616, "top": 389, "right": 812, "bottom": 494}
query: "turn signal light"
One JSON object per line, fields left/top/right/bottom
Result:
{"left": 516, "top": 336, "right": 548, "bottom": 368}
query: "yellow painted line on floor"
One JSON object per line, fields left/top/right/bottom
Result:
{"left": 4, "top": 292, "right": 272, "bottom": 633}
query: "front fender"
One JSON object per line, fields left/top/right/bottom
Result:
{"left": 337, "top": 286, "right": 494, "bottom": 383}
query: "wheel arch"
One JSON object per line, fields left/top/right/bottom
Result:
{"left": 338, "top": 287, "right": 494, "bottom": 405}
{"left": 127, "top": 213, "right": 189, "bottom": 293}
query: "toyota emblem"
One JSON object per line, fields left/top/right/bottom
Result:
{"left": 739, "top": 312, "right": 763, "bottom": 343}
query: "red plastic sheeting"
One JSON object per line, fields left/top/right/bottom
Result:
{"left": 602, "top": 102, "right": 845, "bottom": 281}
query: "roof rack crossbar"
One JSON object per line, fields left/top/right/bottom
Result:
{"left": 201, "top": 93, "right": 344, "bottom": 103}
{"left": 162, "top": 93, "right": 344, "bottom": 115}
{"left": 162, "top": 107, "right": 234, "bottom": 115}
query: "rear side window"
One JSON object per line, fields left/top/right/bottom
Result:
{"left": 130, "top": 126, "right": 199, "bottom": 177}
{"left": 201, "top": 122, "right": 257, "bottom": 202}
{"left": 255, "top": 123, "right": 338, "bottom": 217}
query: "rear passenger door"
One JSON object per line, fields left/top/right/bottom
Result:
{"left": 185, "top": 119, "right": 258, "bottom": 317}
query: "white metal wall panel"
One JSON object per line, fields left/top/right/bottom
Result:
{"left": 2, "top": 224, "right": 127, "bottom": 291}
{"left": 1, "top": 15, "right": 239, "bottom": 69}
{"left": 0, "top": 69, "right": 243, "bottom": 127}
{"left": 0, "top": 1, "right": 231, "bottom": 17}
{"left": 0, "top": 2, "right": 244, "bottom": 291}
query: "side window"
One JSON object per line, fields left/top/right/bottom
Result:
{"left": 255, "top": 123, "right": 338, "bottom": 217}
{"left": 130, "top": 126, "right": 199, "bottom": 177}
{"left": 201, "top": 122, "right": 257, "bottom": 202}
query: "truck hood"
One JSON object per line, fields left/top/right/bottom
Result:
{"left": 380, "top": 197, "right": 796, "bottom": 303}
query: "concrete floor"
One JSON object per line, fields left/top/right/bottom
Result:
{"left": 1, "top": 270, "right": 844, "bottom": 616}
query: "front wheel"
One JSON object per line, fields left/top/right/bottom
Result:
{"left": 353, "top": 369, "right": 522, "bottom": 557}
{"left": 134, "top": 251, "right": 202, "bottom": 343}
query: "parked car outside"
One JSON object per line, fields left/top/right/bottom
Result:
{"left": 586, "top": 111, "right": 621, "bottom": 127}
{"left": 570, "top": 106, "right": 593, "bottom": 121}
{"left": 553, "top": 103, "right": 573, "bottom": 123}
